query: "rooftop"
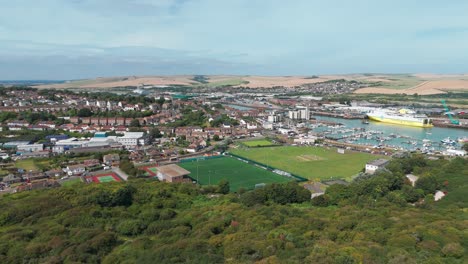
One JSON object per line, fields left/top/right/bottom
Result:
{"left": 367, "top": 159, "right": 389, "bottom": 167}
{"left": 157, "top": 164, "right": 190, "bottom": 178}
{"left": 120, "top": 132, "right": 145, "bottom": 139}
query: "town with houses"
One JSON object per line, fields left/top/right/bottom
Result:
{"left": 0, "top": 84, "right": 466, "bottom": 199}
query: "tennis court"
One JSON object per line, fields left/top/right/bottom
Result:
{"left": 139, "top": 165, "right": 158, "bottom": 176}
{"left": 86, "top": 172, "right": 122, "bottom": 183}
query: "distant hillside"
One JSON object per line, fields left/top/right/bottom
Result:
{"left": 33, "top": 74, "right": 468, "bottom": 94}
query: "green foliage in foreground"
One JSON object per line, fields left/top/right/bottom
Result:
{"left": 0, "top": 157, "right": 466, "bottom": 263}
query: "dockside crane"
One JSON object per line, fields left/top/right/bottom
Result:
{"left": 441, "top": 100, "right": 460, "bottom": 125}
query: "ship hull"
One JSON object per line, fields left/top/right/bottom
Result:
{"left": 367, "top": 115, "right": 433, "bottom": 128}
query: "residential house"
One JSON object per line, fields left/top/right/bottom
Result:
{"left": 103, "top": 154, "right": 120, "bottom": 166}
{"left": 37, "top": 121, "right": 56, "bottom": 129}
{"left": 107, "top": 117, "right": 117, "bottom": 126}
{"left": 66, "top": 164, "right": 86, "bottom": 176}
{"left": 116, "top": 117, "right": 126, "bottom": 126}
{"left": 7, "top": 120, "right": 29, "bottom": 127}
{"left": 365, "top": 159, "right": 389, "bottom": 174}
{"left": 70, "top": 117, "right": 80, "bottom": 124}
{"left": 2, "top": 174, "right": 21, "bottom": 184}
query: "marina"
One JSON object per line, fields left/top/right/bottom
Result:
{"left": 310, "top": 116, "right": 467, "bottom": 152}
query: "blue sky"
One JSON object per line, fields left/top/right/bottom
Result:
{"left": 1, "top": 0, "right": 468, "bottom": 79}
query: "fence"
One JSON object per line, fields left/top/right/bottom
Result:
{"left": 179, "top": 155, "right": 224, "bottom": 163}
{"left": 228, "top": 153, "right": 308, "bottom": 182}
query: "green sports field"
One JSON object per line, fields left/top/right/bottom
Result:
{"left": 178, "top": 156, "right": 292, "bottom": 191}
{"left": 98, "top": 176, "right": 117, "bottom": 183}
{"left": 230, "top": 146, "right": 381, "bottom": 180}
{"left": 241, "top": 139, "right": 278, "bottom": 147}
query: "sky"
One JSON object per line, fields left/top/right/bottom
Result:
{"left": 1, "top": 0, "right": 468, "bottom": 79}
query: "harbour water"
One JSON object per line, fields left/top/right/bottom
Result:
{"left": 224, "top": 104, "right": 254, "bottom": 111}
{"left": 311, "top": 116, "right": 467, "bottom": 151}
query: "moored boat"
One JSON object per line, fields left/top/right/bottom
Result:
{"left": 366, "top": 109, "right": 433, "bottom": 128}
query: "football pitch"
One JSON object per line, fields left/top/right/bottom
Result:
{"left": 230, "top": 146, "right": 381, "bottom": 180}
{"left": 178, "top": 156, "right": 292, "bottom": 191}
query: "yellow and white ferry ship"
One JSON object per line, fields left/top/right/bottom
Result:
{"left": 366, "top": 109, "right": 433, "bottom": 128}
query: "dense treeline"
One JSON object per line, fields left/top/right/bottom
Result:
{"left": 0, "top": 156, "right": 466, "bottom": 263}
{"left": 318, "top": 155, "right": 467, "bottom": 209}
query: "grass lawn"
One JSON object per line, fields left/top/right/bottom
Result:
{"left": 15, "top": 159, "right": 39, "bottom": 171}
{"left": 435, "top": 165, "right": 468, "bottom": 208}
{"left": 242, "top": 139, "right": 278, "bottom": 147}
{"left": 178, "top": 156, "right": 292, "bottom": 192}
{"left": 230, "top": 146, "right": 381, "bottom": 180}
{"left": 61, "top": 178, "right": 82, "bottom": 187}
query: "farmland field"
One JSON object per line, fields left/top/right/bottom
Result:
{"left": 203, "top": 78, "right": 248, "bottom": 87}
{"left": 178, "top": 156, "right": 293, "bottom": 191}
{"left": 230, "top": 146, "right": 381, "bottom": 180}
{"left": 241, "top": 139, "right": 278, "bottom": 147}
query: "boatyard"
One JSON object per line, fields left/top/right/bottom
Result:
{"left": 311, "top": 116, "right": 467, "bottom": 153}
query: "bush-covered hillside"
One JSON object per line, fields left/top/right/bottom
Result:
{"left": 0, "top": 157, "right": 466, "bottom": 263}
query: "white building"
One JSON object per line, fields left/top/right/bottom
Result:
{"left": 17, "top": 144, "right": 44, "bottom": 153}
{"left": 66, "top": 164, "right": 86, "bottom": 176}
{"left": 365, "top": 159, "right": 389, "bottom": 174}
{"left": 434, "top": 190, "right": 446, "bottom": 201}
{"left": 263, "top": 122, "right": 273, "bottom": 130}
{"left": 444, "top": 149, "right": 466, "bottom": 157}
{"left": 293, "top": 137, "right": 317, "bottom": 145}
{"left": 288, "top": 107, "right": 310, "bottom": 120}
{"left": 278, "top": 128, "right": 290, "bottom": 135}
{"left": 117, "top": 132, "right": 147, "bottom": 148}
{"left": 268, "top": 114, "right": 282, "bottom": 123}
{"left": 247, "top": 123, "right": 258, "bottom": 130}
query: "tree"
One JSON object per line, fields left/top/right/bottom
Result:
{"left": 401, "top": 185, "right": 424, "bottom": 203}
{"left": 213, "top": 134, "right": 220, "bottom": 141}
{"left": 415, "top": 175, "right": 440, "bottom": 194}
{"left": 462, "top": 143, "right": 468, "bottom": 152}
{"left": 129, "top": 119, "right": 140, "bottom": 127}
{"left": 325, "top": 184, "right": 353, "bottom": 205}
{"left": 218, "top": 179, "right": 230, "bottom": 194}
{"left": 312, "top": 195, "right": 330, "bottom": 207}
{"left": 156, "top": 96, "right": 165, "bottom": 106}
{"left": 77, "top": 108, "right": 93, "bottom": 117}
{"left": 149, "top": 128, "right": 162, "bottom": 141}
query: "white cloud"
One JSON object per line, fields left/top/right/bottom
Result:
{"left": 1, "top": 0, "right": 468, "bottom": 78}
